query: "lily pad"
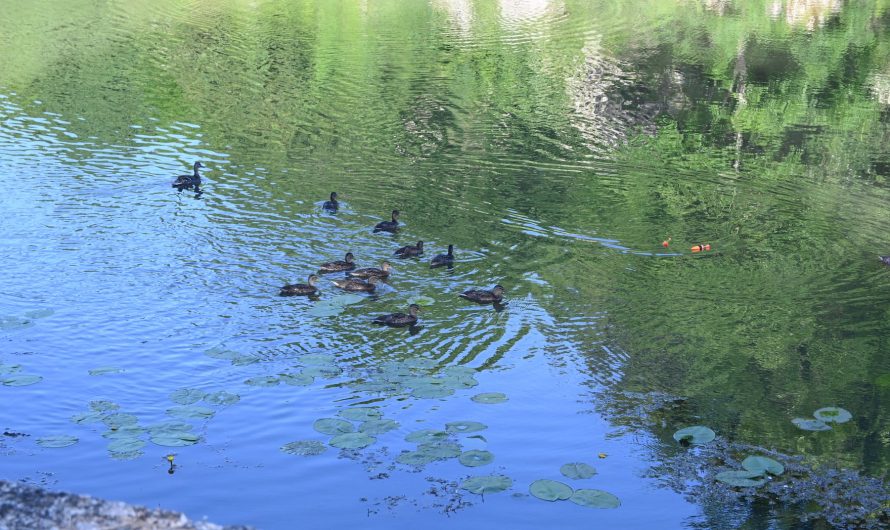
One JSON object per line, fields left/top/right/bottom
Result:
{"left": 792, "top": 418, "right": 832, "bottom": 431}
{"left": 396, "top": 450, "right": 439, "bottom": 467}
{"left": 314, "top": 418, "right": 355, "bottom": 435}
{"left": 102, "top": 413, "right": 139, "bottom": 429}
{"left": 0, "top": 363, "right": 22, "bottom": 374}
{"left": 307, "top": 294, "right": 366, "bottom": 317}
{"left": 150, "top": 432, "right": 200, "bottom": 447}
{"left": 281, "top": 440, "right": 327, "bottom": 456}
{"left": 416, "top": 440, "right": 462, "bottom": 459}
{"left": 338, "top": 407, "right": 383, "bottom": 422}
{"left": 0, "top": 316, "right": 34, "bottom": 330}
{"left": 530, "top": 479, "right": 573, "bottom": 501}
{"left": 170, "top": 388, "right": 206, "bottom": 405}
{"left": 814, "top": 407, "right": 852, "bottom": 424}
{"left": 107, "top": 437, "right": 146, "bottom": 454}
{"left": 166, "top": 405, "right": 215, "bottom": 420}
{"left": 102, "top": 425, "right": 145, "bottom": 439}
{"left": 301, "top": 365, "right": 342, "bottom": 378}
{"left": 716, "top": 470, "right": 767, "bottom": 487}
{"left": 569, "top": 489, "right": 621, "bottom": 509}
{"left": 405, "top": 429, "right": 448, "bottom": 444}
{"left": 672, "top": 426, "right": 716, "bottom": 445}
{"left": 245, "top": 376, "right": 280, "bottom": 387}
{"left": 203, "top": 390, "right": 240, "bottom": 406}
{"left": 147, "top": 422, "right": 193, "bottom": 435}
{"left": 358, "top": 419, "right": 400, "bottom": 435}
{"left": 471, "top": 392, "right": 508, "bottom": 404}
{"left": 459, "top": 450, "right": 494, "bottom": 467}
{"left": 330, "top": 432, "right": 376, "bottom": 449}
{"left": 446, "top": 421, "right": 488, "bottom": 434}
{"left": 88, "top": 366, "right": 123, "bottom": 376}
{"left": 36, "top": 435, "right": 78, "bottom": 448}
{"left": 411, "top": 384, "right": 455, "bottom": 399}
{"left": 407, "top": 295, "right": 436, "bottom": 306}
{"left": 460, "top": 475, "right": 513, "bottom": 495}
{"left": 560, "top": 462, "right": 597, "bottom": 479}
{"left": 204, "top": 347, "right": 239, "bottom": 360}
{"left": 89, "top": 400, "right": 120, "bottom": 412}
{"left": 279, "top": 372, "right": 314, "bottom": 386}
{"left": 741, "top": 456, "right": 784, "bottom": 476}
{"left": 2, "top": 374, "right": 42, "bottom": 386}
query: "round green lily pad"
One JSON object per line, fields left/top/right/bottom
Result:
{"left": 314, "top": 418, "right": 355, "bottom": 435}
{"left": 417, "top": 441, "right": 462, "bottom": 459}
{"left": 560, "top": 462, "right": 597, "bottom": 479}
{"left": 102, "top": 413, "right": 139, "bottom": 428}
{"left": 281, "top": 440, "right": 327, "bottom": 456}
{"left": 102, "top": 425, "right": 145, "bottom": 439}
{"left": 459, "top": 450, "right": 494, "bottom": 467}
{"left": 166, "top": 405, "right": 215, "bottom": 420}
{"left": 792, "top": 418, "right": 832, "bottom": 431}
{"left": 330, "top": 432, "right": 376, "bottom": 449}
{"left": 245, "top": 376, "right": 280, "bottom": 387}
{"left": 715, "top": 470, "right": 767, "bottom": 487}
{"left": 460, "top": 475, "right": 513, "bottom": 495}
{"left": 279, "top": 372, "right": 314, "bottom": 386}
{"left": 570, "top": 489, "right": 621, "bottom": 508}
{"left": 88, "top": 367, "right": 123, "bottom": 376}
{"left": 203, "top": 390, "right": 240, "bottom": 405}
{"left": 411, "top": 384, "right": 455, "bottom": 399}
{"left": 814, "top": 407, "right": 852, "bottom": 424}
{"left": 396, "top": 450, "right": 438, "bottom": 467}
{"left": 107, "top": 437, "right": 146, "bottom": 454}
{"left": 150, "top": 432, "right": 200, "bottom": 447}
{"left": 37, "top": 435, "right": 78, "bottom": 448}
{"left": 741, "top": 456, "right": 784, "bottom": 476}
{"left": 2, "top": 374, "right": 43, "bottom": 386}
{"left": 302, "top": 365, "right": 342, "bottom": 378}
{"left": 405, "top": 429, "right": 448, "bottom": 444}
{"left": 358, "top": 418, "right": 400, "bottom": 435}
{"left": 530, "top": 479, "right": 573, "bottom": 501}
{"left": 0, "top": 363, "right": 22, "bottom": 374}
{"left": 446, "top": 421, "right": 487, "bottom": 434}
{"left": 471, "top": 392, "right": 508, "bottom": 404}
{"left": 148, "top": 422, "right": 193, "bottom": 435}
{"left": 672, "top": 426, "right": 716, "bottom": 445}
{"left": 338, "top": 407, "right": 383, "bottom": 422}
{"left": 170, "top": 388, "right": 206, "bottom": 405}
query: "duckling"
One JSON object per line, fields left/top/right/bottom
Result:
{"left": 374, "top": 210, "right": 400, "bottom": 233}
{"left": 460, "top": 284, "right": 505, "bottom": 304}
{"left": 172, "top": 161, "right": 204, "bottom": 190}
{"left": 373, "top": 304, "right": 420, "bottom": 327}
{"left": 881, "top": 256, "right": 890, "bottom": 266}
{"left": 318, "top": 252, "right": 357, "bottom": 273}
{"left": 430, "top": 245, "right": 454, "bottom": 268}
{"left": 331, "top": 276, "right": 378, "bottom": 293}
{"left": 395, "top": 241, "right": 424, "bottom": 258}
{"left": 348, "top": 261, "right": 393, "bottom": 279}
{"left": 322, "top": 192, "right": 339, "bottom": 211}
{"left": 279, "top": 274, "right": 320, "bottom": 297}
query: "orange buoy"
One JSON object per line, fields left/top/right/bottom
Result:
{"left": 662, "top": 237, "right": 671, "bottom": 248}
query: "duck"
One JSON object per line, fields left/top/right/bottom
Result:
{"left": 348, "top": 261, "right": 393, "bottom": 280}
{"left": 331, "top": 276, "right": 377, "bottom": 293}
{"left": 881, "top": 256, "right": 890, "bottom": 266}
{"left": 460, "top": 285, "right": 505, "bottom": 304}
{"left": 279, "top": 274, "right": 320, "bottom": 297}
{"left": 172, "top": 161, "right": 203, "bottom": 190}
{"left": 318, "top": 252, "right": 357, "bottom": 273}
{"left": 374, "top": 210, "right": 400, "bottom": 233}
{"left": 430, "top": 245, "right": 454, "bottom": 268}
{"left": 373, "top": 304, "right": 420, "bottom": 327}
{"left": 395, "top": 241, "right": 424, "bottom": 258}
{"left": 322, "top": 192, "right": 339, "bottom": 211}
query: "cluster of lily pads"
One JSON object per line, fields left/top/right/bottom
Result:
{"left": 792, "top": 406, "right": 852, "bottom": 431}
{"left": 280, "top": 406, "right": 400, "bottom": 455}
{"left": 396, "top": 421, "right": 491, "bottom": 468}
{"left": 348, "top": 358, "right": 483, "bottom": 399}
{"left": 715, "top": 455, "right": 785, "bottom": 487}
{"left": 0, "top": 361, "right": 43, "bottom": 387}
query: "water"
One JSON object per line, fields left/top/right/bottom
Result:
{"left": 2, "top": 1, "right": 889, "bottom": 528}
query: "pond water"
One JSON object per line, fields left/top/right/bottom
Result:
{"left": 2, "top": 1, "right": 889, "bottom": 528}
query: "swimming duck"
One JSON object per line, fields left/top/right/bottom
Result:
{"left": 279, "top": 274, "right": 320, "bottom": 297}
{"left": 318, "top": 252, "right": 357, "bottom": 273}
{"left": 460, "top": 285, "right": 505, "bottom": 304}
{"left": 172, "top": 161, "right": 203, "bottom": 190}
{"left": 374, "top": 210, "right": 400, "bottom": 233}
{"left": 322, "top": 192, "right": 339, "bottom": 211}
{"left": 881, "top": 256, "right": 890, "bottom": 266}
{"left": 395, "top": 241, "right": 424, "bottom": 258}
{"left": 331, "top": 276, "right": 377, "bottom": 293}
{"left": 430, "top": 245, "right": 454, "bottom": 268}
{"left": 373, "top": 304, "right": 420, "bottom": 327}
{"left": 348, "top": 261, "right": 393, "bottom": 279}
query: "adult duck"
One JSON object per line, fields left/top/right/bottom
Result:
{"left": 374, "top": 210, "right": 400, "bottom": 233}
{"left": 279, "top": 275, "right": 320, "bottom": 297}
{"left": 172, "top": 161, "right": 203, "bottom": 190}
{"left": 318, "top": 252, "right": 357, "bottom": 273}
{"left": 430, "top": 245, "right": 454, "bottom": 268}
{"left": 322, "top": 192, "right": 339, "bottom": 211}
{"left": 373, "top": 304, "right": 420, "bottom": 327}
{"left": 348, "top": 261, "right": 393, "bottom": 279}
{"left": 460, "top": 285, "right": 505, "bottom": 304}
{"left": 394, "top": 241, "right": 423, "bottom": 258}
{"left": 331, "top": 276, "right": 377, "bottom": 293}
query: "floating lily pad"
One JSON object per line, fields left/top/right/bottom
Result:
{"left": 0, "top": 363, "right": 22, "bottom": 374}
{"left": 530, "top": 479, "right": 573, "bottom": 501}
{"left": 460, "top": 475, "right": 513, "bottom": 495}
{"left": 166, "top": 405, "right": 215, "bottom": 420}
{"left": 203, "top": 390, "right": 240, "bottom": 406}
{"left": 338, "top": 407, "right": 383, "bottom": 422}
{"left": 459, "top": 450, "right": 494, "bottom": 467}
{"left": 281, "top": 440, "right": 327, "bottom": 456}
{"left": 36, "top": 435, "right": 78, "bottom": 448}
{"left": 471, "top": 392, "right": 508, "bottom": 404}
{"left": 150, "top": 431, "right": 200, "bottom": 447}
{"left": 569, "top": 489, "right": 621, "bottom": 508}
{"left": 672, "top": 426, "right": 716, "bottom": 445}
{"left": 0, "top": 316, "right": 34, "bottom": 330}
{"left": 298, "top": 353, "right": 338, "bottom": 366}
{"left": 170, "top": 388, "right": 206, "bottom": 405}
{"left": 716, "top": 470, "right": 767, "bottom": 487}
{"left": 446, "top": 421, "right": 488, "bottom": 434}
{"left": 792, "top": 418, "right": 832, "bottom": 431}
{"left": 411, "top": 385, "right": 455, "bottom": 399}
{"left": 204, "top": 347, "right": 239, "bottom": 360}
{"left": 279, "top": 372, "right": 314, "bottom": 386}
{"left": 102, "top": 413, "right": 139, "bottom": 429}
{"left": 102, "top": 425, "right": 145, "bottom": 439}
{"left": 90, "top": 400, "right": 120, "bottom": 412}
{"left": 2, "top": 374, "right": 42, "bottom": 386}
{"left": 396, "top": 450, "right": 439, "bottom": 467}
{"left": 314, "top": 418, "right": 355, "bottom": 435}
{"left": 405, "top": 429, "right": 448, "bottom": 444}
{"left": 89, "top": 366, "right": 123, "bottom": 376}
{"left": 359, "top": 418, "right": 400, "bottom": 435}
{"left": 330, "top": 432, "right": 376, "bottom": 449}
{"left": 301, "top": 365, "right": 342, "bottom": 378}
{"left": 230, "top": 355, "right": 261, "bottom": 366}
{"left": 147, "top": 422, "right": 193, "bottom": 435}
{"left": 107, "top": 437, "right": 146, "bottom": 454}
{"left": 245, "top": 376, "right": 280, "bottom": 387}
{"left": 417, "top": 441, "right": 462, "bottom": 459}
{"left": 307, "top": 294, "right": 366, "bottom": 317}
{"left": 407, "top": 295, "right": 436, "bottom": 306}
{"left": 560, "top": 462, "right": 597, "bottom": 479}
{"left": 814, "top": 407, "right": 852, "bottom": 424}
{"left": 742, "top": 456, "right": 784, "bottom": 476}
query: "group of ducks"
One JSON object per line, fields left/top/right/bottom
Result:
{"left": 173, "top": 166, "right": 504, "bottom": 328}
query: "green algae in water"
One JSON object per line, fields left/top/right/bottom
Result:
{"left": 169, "top": 388, "right": 206, "bottom": 405}
{"left": 460, "top": 475, "right": 513, "bottom": 495}
{"left": 569, "top": 489, "right": 621, "bottom": 508}
{"left": 330, "top": 432, "right": 376, "bottom": 449}
{"left": 560, "top": 462, "right": 597, "bottom": 479}
{"left": 167, "top": 405, "right": 215, "bottom": 420}
{"left": 407, "top": 295, "right": 435, "bottom": 306}
{"left": 471, "top": 392, "right": 508, "bottom": 404}
{"left": 338, "top": 407, "right": 382, "bottom": 422}
{"left": 715, "top": 470, "right": 767, "bottom": 488}
{"left": 245, "top": 375, "right": 280, "bottom": 387}
{"left": 405, "top": 429, "right": 448, "bottom": 444}
{"left": 203, "top": 390, "right": 240, "bottom": 406}
{"left": 741, "top": 456, "right": 784, "bottom": 476}
{"left": 2, "top": 374, "right": 42, "bottom": 386}
{"left": 314, "top": 418, "right": 355, "bottom": 435}
{"left": 459, "top": 449, "right": 494, "bottom": 467}
{"left": 792, "top": 417, "right": 832, "bottom": 431}
{"left": 36, "top": 435, "right": 78, "bottom": 448}
{"left": 358, "top": 418, "right": 400, "bottom": 435}
{"left": 150, "top": 431, "right": 200, "bottom": 447}
{"left": 445, "top": 421, "right": 487, "bottom": 434}
{"left": 530, "top": 479, "right": 573, "bottom": 501}
{"left": 279, "top": 372, "right": 314, "bottom": 386}
{"left": 281, "top": 440, "right": 327, "bottom": 456}
{"left": 88, "top": 366, "right": 124, "bottom": 376}
{"left": 673, "top": 426, "right": 716, "bottom": 445}
{"left": 814, "top": 407, "right": 852, "bottom": 424}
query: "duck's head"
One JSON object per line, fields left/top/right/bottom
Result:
{"left": 330, "top": 192, "right": 338, "bottom": 201}
{"left": 416, "top": 241, "right": 424, "bottom": 250}
{"left": 447, "top": 244, "right": 454, "bottom": 255}
{"left": 307, "top": 274, "right": 320, "bottom": 286}
{"left": 408, "top": 304, "right": 421, "bottom": 316}
{"left": 194, "top": 161, "right": 204, "bottom": 170}
{"left": 492, "top": 285, "right": 505, "bottom": 297}
{"left": 391, "top": 210, "right": 400, "bottom": 221}
{"left": 345, "top": 252, "right": 355, "bottom": 263}
{"left": 381, "top": 261, "right": 393, "bottom": 272}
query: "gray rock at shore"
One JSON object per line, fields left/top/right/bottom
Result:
{"left": 0, "top": 480, "right": 254, "bottom": 530}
